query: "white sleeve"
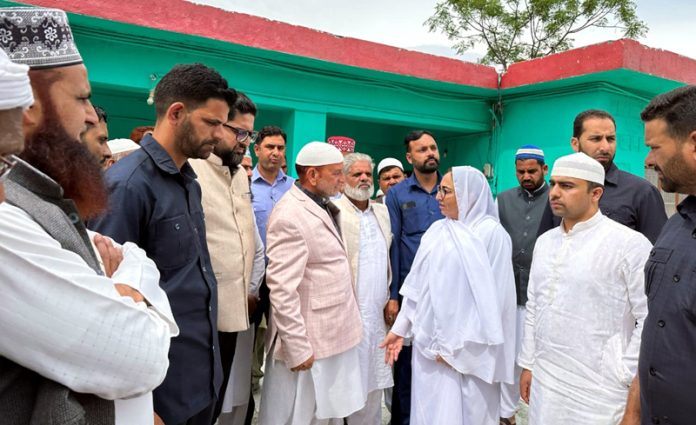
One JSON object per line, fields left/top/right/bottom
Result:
{"left": 391, "top": 297, "right": 416, "bottom": 338}
{"left": 518, "top": 241, "right": 540, "bottom": 371}
{"left": 249, "top": 219, "right": 265, "bottom": 297}
{"left": 619, "top": 234, "right": 652, "bottom": 386}
{"left": 0, "top": 204, "right": 174, "bottom": 400}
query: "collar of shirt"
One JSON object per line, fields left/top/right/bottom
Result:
{"left": 252, "top": 166, "right": 288, "bottom": 185}
{"left": 406, "top": 171, "right": 443, "bottom": 194}
{"left": 140, "top": 134, "right": 197, "bottom": 180}
{"left": 341, "top": 195, "right": 375, "bottom": 215}
{"left": 677, "top": 195, "right": 696, "bottom": 222}
{"left": 8, "top": 157, "right": 63, "bottom": 201}
{"left": 520, "top": 181, "right": 549, "bottom": 199}
{"left": 561, "top": 210, "right": 604, "bottom": 236}
{"left": 604, "top": 163, "right": 620, "bottom": 186}
{"left": 295, "top": 180, "right": 330, "bottom": 208}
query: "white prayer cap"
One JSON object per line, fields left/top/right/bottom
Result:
{"left": 377, "top": 157, "right": 404, "bottom": 175}
{"left": 107, "top": 138, "right": 140, "bottom": 155}
{"left": 0, "top": 49, "right": 33, "bottom": 111}
{"left": 296, "top": 141, "right": 343, "bottom": 166}
{"left": 244, "top": 147, "right": 252, "bottom": 158}
{"left": 551, "top": 152, "right": 605, "bottom": 185}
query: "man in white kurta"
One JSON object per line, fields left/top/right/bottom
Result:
{"left": 335, "top": 153, "right": 394, "bottom": 425}
{"left": 518, "top": 153, "right": 651, "bottom": 424}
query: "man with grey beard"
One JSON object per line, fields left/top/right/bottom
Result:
{"left": 335, "top": 153, "right": 394, "bottom": 424}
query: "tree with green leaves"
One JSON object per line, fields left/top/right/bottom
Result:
{"left": 427, "top": 0, "right": 647, "bottom": 70}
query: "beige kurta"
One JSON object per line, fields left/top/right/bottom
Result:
{"left": 190, "top": 155, "right": 256, "bottom": 332}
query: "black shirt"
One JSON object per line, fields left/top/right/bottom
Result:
{"left": 89, "top": 135, "right": 222, "bottom": 424}
{"left": 536, "top": 163, "right": 667, "bottom": 243}
{"left": 639, "top": 195, "right": 696, "bottom": 425}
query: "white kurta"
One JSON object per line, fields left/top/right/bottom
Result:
{"left": 0, "top": 202, "right": 179, "bottom": 424}
{"left": 346, "top": 210, "right": 393, "bottom": 424}
{"left": 354, "top": 210, "right": 393, "bottom": 394}
{"left": 518, "top": 212, "right": 651, "bottom": 424}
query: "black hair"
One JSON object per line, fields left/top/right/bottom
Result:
{"left": 404, "top": 130, "right": 435, "bottom": 151}
{"left": 572, "top": 109, "right": 616, "bottom": 139}
{"left": 257, "top": 125, "right": 287, "bottom": 145}
{"left": 153, "top": 63, "right": 237, "bottom": 117}
{"left": 229, "top": 92, "right": 257, "bottom": 120}
{"left": 641, "top": 85, "right": 696, "bottom": 140}
{"left": 93, "top": 105, "right": 107, "bottom": 123}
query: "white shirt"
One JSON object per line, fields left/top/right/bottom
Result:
{"left": 0, "top": 202, "right": 178, "bottom": 404}
{"left": 518, "top": 211, "right": 651, "bottom": 424}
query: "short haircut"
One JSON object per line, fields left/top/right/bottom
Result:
{"left": 153, "top": 63, "right": 237, "bottom": 118}
{"left": 342, "top": 152, "right": 374, "bottom": 175}
{"left": 93, "top": 106, "right": 107, "bottom": 123}
{"left": 257, "top": 125, "right": 286, "bottom": 145}
{"left": 295, "top": 164, "right": 309, "bottom": 178}
{"left": 641, "top": 85, "right": 696, "bottom": 140}
{"left": 572, "top": 109, "right": 616, "bottom": 139}
{"left": 404, "top": 130, "right": 435, "bottom": 151}
{"left": 229, "top": 92, "right": 257, "bottom": 120}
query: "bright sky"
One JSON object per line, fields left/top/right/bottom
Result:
{"left": 188, "top": 0, "right": 696, "bottom": 62}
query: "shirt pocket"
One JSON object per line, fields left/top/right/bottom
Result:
{"left": 151, "top": 214, "right": 196, "bottom": 270}
{"left": 402, "top": 206, "right": 428, "bottom": 235}
{"left": 644, "top": 247, "right": 672, "bottom": 300}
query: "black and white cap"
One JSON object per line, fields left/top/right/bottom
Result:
{"left": 0, "top": 7, "right": 82, "bottom": 69}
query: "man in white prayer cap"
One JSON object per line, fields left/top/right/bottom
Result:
{"left": 375, "top": 157, "right": 405, "bottom": 203}
{"left": 0, "top": 48, "right": 33, "bottom": 202}
{"left": 106, "top": 138, "right": 140, "bottom": 165}
{"left": 259, "top": 141, "right": 366, "bottom": 424}
{"left": 518, "top": 152, "right": 652, "bottom": 424}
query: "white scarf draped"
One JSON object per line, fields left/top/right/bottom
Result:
{"left": 400, "top": 166, "right": 506, "bottom": 382}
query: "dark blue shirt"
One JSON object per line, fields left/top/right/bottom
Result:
{"left": 89, "top": 135, "right": 222, "bottom": 424}
{"left": 536, "top": 163, "right": 667, "bottom": 243}
{"left": 639, "top": 195, "right": 696, "bottom": 425}
{"left": 386, "top": 173, "right": 444, "bottom": 300}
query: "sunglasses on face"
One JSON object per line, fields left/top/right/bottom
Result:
{"left": 224, "top": 125, "right": 258, "bottom": 143}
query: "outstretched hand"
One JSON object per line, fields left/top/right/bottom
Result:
{"left": 380, "top": 332, "right": 404, "bottom": 366}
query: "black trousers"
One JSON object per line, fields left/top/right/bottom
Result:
{"left": 177, "top": 400, "right": 216, "bottom": 425}
{"left": 390, "top": 345, "right": 412, "bottom": 425}
{"left": 211, "top": 331, "right": 238, "bottom": 424}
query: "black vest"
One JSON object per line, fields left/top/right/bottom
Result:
{"left": 0, "top": 160, "right": 114, "bottom": 425}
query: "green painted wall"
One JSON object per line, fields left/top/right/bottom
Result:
{"left": 3, "top": 1, "right": 687, "bottom": 188}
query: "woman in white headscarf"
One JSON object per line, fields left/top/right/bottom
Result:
{"left": 381, "top": 166, "right": 516, "bottom": 425}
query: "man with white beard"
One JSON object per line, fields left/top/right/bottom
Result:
{"left": 335, "top": 153, "right": 394, "bottom": 424}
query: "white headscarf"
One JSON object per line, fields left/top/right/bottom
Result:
{"left": 0, "top": 49, "right": 33, "bottom": 111}
{"left": 400, "top": 166, "right": 505, "bottom": 382}
{"left": 455, "top": 165, "right": 499, "bottom": 226}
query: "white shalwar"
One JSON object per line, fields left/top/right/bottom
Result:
{"left": 391, "top": 167, "right": 517, "bottom": 425}
{"left": 258, "top": 345, "right": 364, "bottom": 425}
{"left": 0, "top": 202, "right": 179, "bottom": 425}
{"left": 346, "top": 210, "right": 393, "bottom": 425}
{"left": 518, "top": 212, "right": 651, "bottom": 424}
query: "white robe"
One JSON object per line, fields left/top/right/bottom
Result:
{"left": 0, "top": 202, "right": 178, "bottom": 425}
{"left": 518, "top": 211, "right": 651, "bottom": 424}
{"left": 391, "top": 166, "right": 517, "bottom": 425}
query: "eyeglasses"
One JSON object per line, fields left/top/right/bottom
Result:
{"left": 437, "top": 185, "right": 454, "bottom": 197}
{"left": 224, "top": 125, "right": 258, "bottom": 144}
{"left": 0, "top": 155, "right": 17, "bottom": 181}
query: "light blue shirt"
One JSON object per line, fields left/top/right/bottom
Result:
{"left": 250, "top": 166, "right": 295, "bottom": 246}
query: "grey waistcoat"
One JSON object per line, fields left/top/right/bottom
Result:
{"left": 497, "top": 183, "right": 549, "bottom": 306}
{"left": 0, "top": 159, "right": 114, "bottom": 425}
